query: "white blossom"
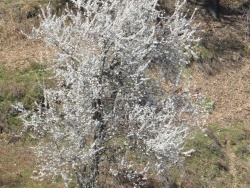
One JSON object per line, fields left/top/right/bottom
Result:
{"left": 20, "top": 0, "right": 205, "bottom": 187}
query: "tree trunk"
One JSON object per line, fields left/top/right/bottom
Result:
{"left": 205, "top": 0, "right": 220, "bottom": 19}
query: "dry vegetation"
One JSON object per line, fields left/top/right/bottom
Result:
{"left": 0, "top": 134, "right": 64, "bottom": 188}
{"left": 0, "top": 0, "right": 61, "bottom": 69}
{"left": 0, "top": 0, "right": 249, "bottom": 187}
{"left": 189, "top": 0, "right": 250, "bottom": 125}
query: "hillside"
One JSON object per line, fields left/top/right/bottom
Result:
{"left": 189, "top": 0, "right": 250, "bottom": 125}
{"left": 0, "top": 0, "right": 250, "bottom": 187}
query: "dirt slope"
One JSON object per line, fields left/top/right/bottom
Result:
{"left": 0, "top": 0, "right": 55, "bottom": 69}
{"left": 188, "top": 0, "right": 250, "bottom": 125}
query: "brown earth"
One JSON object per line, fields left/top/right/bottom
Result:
{"left": 191, "top": 58, "right": 250, "bottom": 125}
{"left": 0, "top": 0, "right": 56, "bottom": 69}
{"left": 188, "top": 0, "right": 250, "bottom": 125}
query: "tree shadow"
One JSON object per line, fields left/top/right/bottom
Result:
{"left": 217, "top": 1, "right": 250, "bottom": 18}
{"left": 189, "top": 1, "right": 249, "bottom": 75}
{"left": 188, "top": 0, "right": 250, "bottom": 19}
{"left": 196, "top": 38, "right": 245, "bottom": 75}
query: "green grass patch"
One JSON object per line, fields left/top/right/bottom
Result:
{"left": 201, "top": 97, "right": 214, "bottom": 114}
{"left": 0, "top": 62, "right": 50, "bottom": 107}
{"left": 0, "top": 62, "right": 53, "bottom": 131}
{"left": 211, "top": 123, "right": 250, "bottom": 160}
{"left": 195, "top": 45, "right": 213, "bottom": 59}
{"left": 170, "top": 123, "right": 250, "bottom": 187}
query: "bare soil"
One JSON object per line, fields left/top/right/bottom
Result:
{"left": 189, "top": 0, "right": 250, "bottom": 125}
{"left": 0, "top": 0, "right": 53, "bottom": 69}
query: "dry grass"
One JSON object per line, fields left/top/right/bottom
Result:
{"left": 187, "top": 0, "right": 250, "bottom": 125}
{"left": 0, "top": 0, "right": 58, "bottom": 69}
{"left": 0, "top": 134, "right": 64, "bottom": 188}
{"left": 0, "top": 135, "right": 35, "bottom": 187}
{"left": 0, "top": 1, "right": 60, "bottom": 187}
{"left": 190, "top": 59, "right": 250, "bottom": 124}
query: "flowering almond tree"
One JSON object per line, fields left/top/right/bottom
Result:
{"left": 20, "top": 0, "right": 204, "bottom": 187}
